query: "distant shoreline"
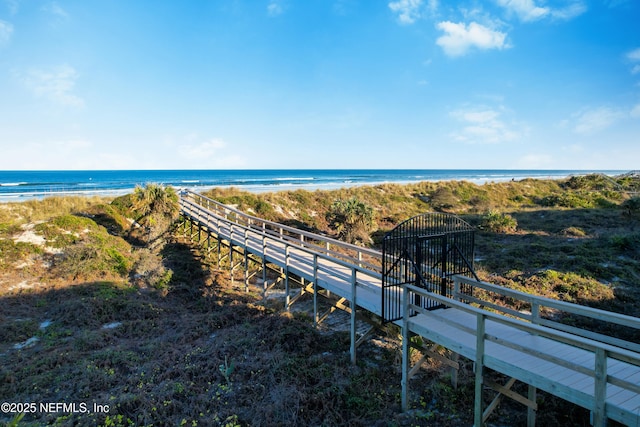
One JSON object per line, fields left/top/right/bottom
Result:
{"left": 0, "top": 169, "right": 629, "bottom": 202}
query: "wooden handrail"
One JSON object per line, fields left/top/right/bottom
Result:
{"left": 452, "top": 275, "right": 640, "bottom": 353}
{"left": 454, "top": 275, "right": 640, "bottom": 329}
{"left": 405, "top": 284, "right": 640, "bottom": 390}
{"left": 183, "top": 190, "right": 382, "bottom": 256}
{"left": 180, "top": 196, "right": 382, "bottom": 282}
{"left": 181, "top": 190, "right": 383, "bottom": 272}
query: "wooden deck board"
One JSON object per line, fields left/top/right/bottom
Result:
{"left": 407, "top": 306, "right": 640, "bottom": 422}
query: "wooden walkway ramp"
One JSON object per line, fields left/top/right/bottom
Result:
{"left": 179, "top": 190, "right": 640, "bottom": 426}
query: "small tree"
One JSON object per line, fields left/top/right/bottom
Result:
{"left": 131, "top": 183, "right": 179, "bottom": 246}
{"left": 325, "top": 197, "right": 375, "bottom": 244}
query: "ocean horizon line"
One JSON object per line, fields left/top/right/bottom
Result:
{"left": 0, "top": 169, "right": 631, "bottom": 201}
{"left": 0, "top": 167, "right": 629, "bottom": 172}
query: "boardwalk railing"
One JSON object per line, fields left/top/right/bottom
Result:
{"left": 179, "top": 190, "right": 387, "bottom": 359}
{"left": 179, "top": 190, "right": 640, "bottom": 426}
{"left": 181, "top": 190, "right": 383, "bottom": 274}
{"left": 403, "top": 282, "right": 640, "bottom": 426}
{"left": 453, "top": 275, "right": 640, "bottom": 354}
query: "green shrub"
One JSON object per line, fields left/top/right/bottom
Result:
{"left": 110, "top": 194, "right": 136, "bottom": 217}
{"left": 622, "top": 197, "right": 640, "bottom": 215}
{"left": 610, "top": 233, "right": 640, "bottom": 252}
{"left": 0, "top": 222, "right": 21, "bottom": 237}
{"left": 560, "top": 227, "right": 587, "bottom": 237}
{"left": 34, "top": 215, "right": 98, "bottom": 248}
{"left": 537, "top": 270, "right": 614, "bottom": 303}
{"left": 480, "top": 210, "right": 517, "bottom": 233}
{"left": 48, "top": 218, "right": 133, "bottom": 281}
{"left": 254, "top": 199, "right": 273, "bottom": 216}
{"left": 429, "top": 188, "right": 458, "bottom": 211}
{"left": 564, "top": 174, "right": 613, "bottom": 191}
{"left": 106, "top": 247, "right": 132, "bottom": 276}
{"left": 0, "top": 239, "right": 43, "bottom": 270}
{"left": 539, "top": 193, "right": 594, "bottom": 208}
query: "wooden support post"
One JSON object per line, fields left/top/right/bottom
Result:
{"left": 350, "top": 268, "right": 357, "bottom": 364}
{"left": 474, "top": 313, "right": 486, "bottom": 427}
{"left": 451, "top": 352, "right": 460, "bottom": 389}
{"left": 532, "top": 300, "right": 540, "bottom": 325}
{"left": 262, "top": 258, "right": 267, "bottom": 298}
{"left": 401, "top": 285, "right": 410, "bottom": 411}
{"left": 593, "top": 348, "right": 607, "bottom": 427}
{"left": 244, "top": 250, "right": 249, "bottom": 292}
{"left": 527, "top": 385, "right": 537, "bottom": 427}
{"left": 285, "top": 246, "right": 290, "bottom": 311}
{"left": 262, "top": 234, "right": 268, "bottom": 297}
{"left": 244, "top": 230, "right": 249, "bottom": 292}
{"left": 229, "top": 244, "right": 234, "bottom": 286}
{"left": 313, "top": 254, "right": 318, "bottom": 327}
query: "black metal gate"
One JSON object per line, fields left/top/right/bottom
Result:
{"left": 382, "top": 213, "right": 477, "bottom": 323}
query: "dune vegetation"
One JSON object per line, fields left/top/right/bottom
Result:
{"left": 0, "top": 174, "right": 639, "bottom": 426}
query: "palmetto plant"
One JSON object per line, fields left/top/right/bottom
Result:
{"left": 132, "top": 183, "right": 179, "bottom": 219}
{"left": 131, "top": 183, "right": 179, "bottom": 245}
{"left": 326, "top": 197, "right": 375, "bottom": 244}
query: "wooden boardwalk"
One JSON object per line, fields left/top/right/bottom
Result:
{"left": 179, "top": 190, "right": 640, "bottom": 426}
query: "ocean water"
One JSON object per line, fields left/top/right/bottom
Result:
{"left": 0, "top": 169, "right": 627, "bottom": 201}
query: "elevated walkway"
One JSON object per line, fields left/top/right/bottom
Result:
{"left": 179, "top": 190, "right": 640, "bottom": 426}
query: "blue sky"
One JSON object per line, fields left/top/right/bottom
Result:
{"left": 0, "top": 0, "right": 638, "bottom": 170}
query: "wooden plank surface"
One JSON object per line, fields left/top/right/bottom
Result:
{"left": 408, "top": 307, "right": 640, "bottom": 424}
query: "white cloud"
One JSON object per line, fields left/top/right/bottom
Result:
{"left": 550, "top": 1, "right": 587, "bottom": 20}
{"left": 179, "top": 138, "right": 226, "bottom": 159}
{"left": 19, "top": 64, "right": 84, "bottom": 107}
{"left": 496, "top": 0, "right": 586, "bottom": 22}
{"left": 449, "top": 106, "right": 522, "bottom": 143}
{"left": 627, "top": 48, "right": 640, "bottom": 61}
{"left": 625, "top": 48, "right": 640, "bottom": 75}
{"left": 42, "top": 2, "right": 69, "bottom": 21}
{"left": 631, "top": 104, "right": 640, "bottom": 119}
{"left": 178, "top": 138, "right": 247, "bottom": 168}
{"left": 426, "top": 0, "right": 438, "bottom": 14}
{"left": 436, "top": 21, "right": 508, "bottom": 57}
{"left": 388, "top": 0, "right": 423, "bottom": 25}
{"left": 267, "top": 0, "right": 284, "bottom": 17}
{"left": 572, "top": 106, "right": 625, "bottom": 134}
{"left": 496, "top": 0, "right": 549, "bottom": 22}
{"left": 0, "top": 20, "right": 13, "bottom": 46}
